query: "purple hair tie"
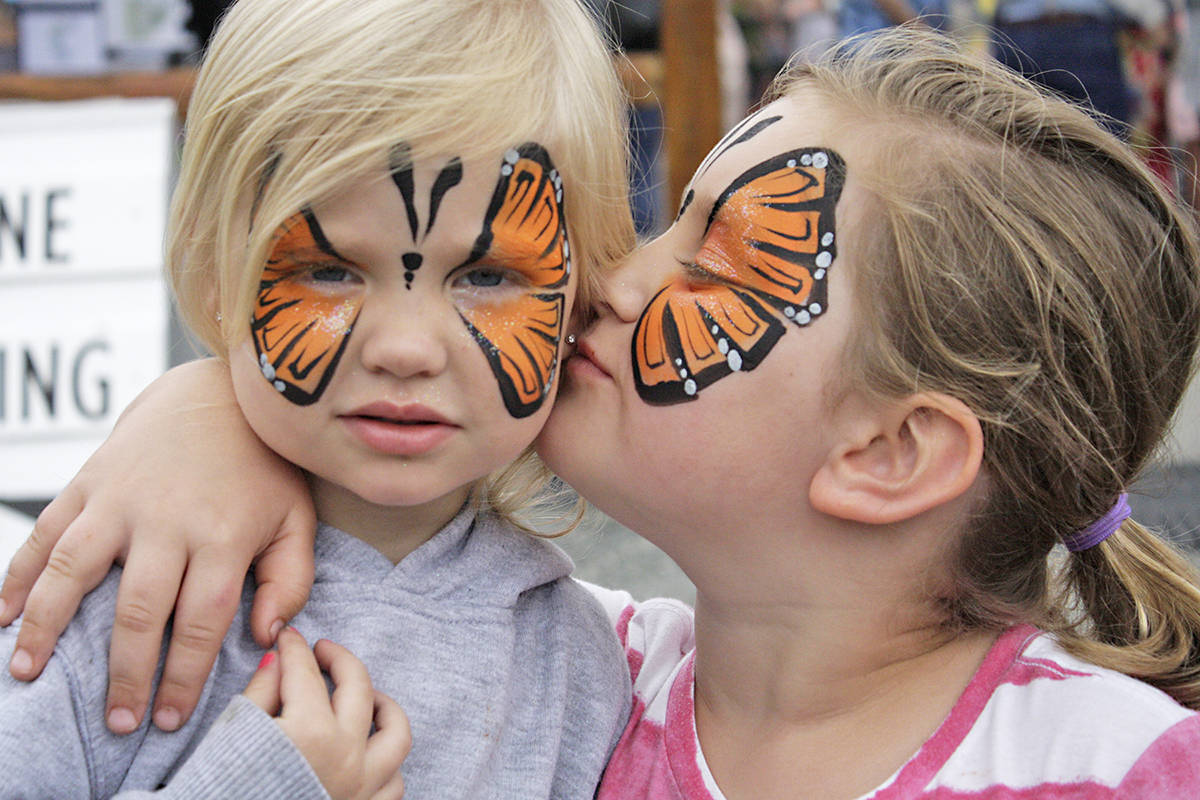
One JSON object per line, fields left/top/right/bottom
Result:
{"left": 1063, "top": 493, "right": 1130, "bottom": 553}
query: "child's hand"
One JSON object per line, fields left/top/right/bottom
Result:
{"left": 245, "top": 629, "right": 411, "bottom": 800}
{"left": 0, "top": 358, "right": 318, "bottom": 735}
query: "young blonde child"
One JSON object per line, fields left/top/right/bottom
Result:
{"left": 0, "top": 0, "right": 638, "bottom": 797}
{"left": 8, "top": 28, "right": 1200, "bottom": 798}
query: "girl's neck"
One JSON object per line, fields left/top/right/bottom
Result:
{"left": 308, "top": 475, "right": 472, "bottom": 564}
{"left": 690, "top": 587, "right": 996, "bottom": 799}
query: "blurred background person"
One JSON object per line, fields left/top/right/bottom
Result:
{"left": 989, "top": 0, "right": 1166, "bottom": 135}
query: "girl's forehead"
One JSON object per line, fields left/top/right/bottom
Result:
{"left": 682, "top": 93, "right": 835, "bottom": 212}
{"left": 298, "top": 140, "right": 568, "bottom": 267}
{"left": 312, "top": 141, "right": 564, "bottom": 210}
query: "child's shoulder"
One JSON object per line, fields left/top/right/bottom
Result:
{"left": 576, "top": 582, "right": 695, "bottom": 651}
{"left": 0, "top": 566, "right": 126, "bottom": 711}
{"left": 997, "top": 627, "right": 1195, "bottom": 733}
{"left": 56, "top": 564, "right": 253, "bottom": 668}
{"left": 576, "top": 581, "right": 695, "bottom": 693}
{"left": 915, "top": 625, "right": 1200, "bottom": 798}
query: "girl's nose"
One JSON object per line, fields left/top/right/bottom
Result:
{"left": 598, "top": 236, "right": 674, "bottom": 324}
{"left": 355, "top": 293, "right": 450, "bottom": 379}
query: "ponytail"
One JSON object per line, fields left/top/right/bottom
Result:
{"left": 1057, "top": 519, "right": 1200, "bottom": 709}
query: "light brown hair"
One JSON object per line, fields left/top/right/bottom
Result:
{"left": 781, "top": 28, "right": 1200, "bottom": 707}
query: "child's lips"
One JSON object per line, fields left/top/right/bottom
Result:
{"left": 340, "top": 402, "right": 458, "bottom": 455}
{"left": 344, "top": 401, "right": 454, "bottom": 425}
{"left": 567, "top": 340, "right": 613, "bottom": 380}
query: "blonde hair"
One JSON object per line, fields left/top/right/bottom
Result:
{"left": 168, "top": 0, "right": 634, "bottom": 527}
{"left": 780, "top": 29, "right": 1200, "bottom": 707}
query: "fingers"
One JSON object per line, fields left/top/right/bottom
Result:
{"left": 269, "top": 633, "right": 408, "bottom": 800}
{"left": 314, "top": 639, "right": 375, "bottom": 735}
{"left": 365, "top": 690, "right": 411, "bottom": 800}
{"left": 316, "top": 639, "right": 409, "bottom": 800}
{"left": 248, "top": 506, "right": 318, "bottom": 649}
{"left": 102, "top": 542, "right": 188, "bottom": 733}
{"left": 242, "top": 649, "right": 282, "bottom": 716}
{"left": 0, "top": 488, "right": 84, "bottom": 626}
{"left": 275, "top": 628, "right": 330, "bottom": 718}
{"left": 146, "top": 543, "right": 246, "bottom": 732}
{"left": 368, "top": 766, "right": 407, "bottom": 800}
{"left": 8, "top": 505, "right": 125, "bottom": 681}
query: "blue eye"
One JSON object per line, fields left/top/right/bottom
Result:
{"left": 310, "top": 266, "right": 351, "bottom": 282}
{"left": 464, "top": 268, "right": 505, "bottom": 287}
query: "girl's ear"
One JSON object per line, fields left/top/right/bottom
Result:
{"left": 809, "top": 393, "right": 983, "bottom": 524}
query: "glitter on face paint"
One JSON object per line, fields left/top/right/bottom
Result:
{"left": 630, "top": 147, "right": 846, "bottom": 405}
{"left": 251, "top": 210, "right": 363, "bottom": 406}
{"left": 457, "top": 142, "right": 571, "bottom": 419}
{"left": 315, "top": 301, "right": 359, "bottom": 336}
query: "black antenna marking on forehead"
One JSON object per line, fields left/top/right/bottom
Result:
{"left": 695, "top": 114, "right": 783, "bottom": 182}
{"left": 386, "top": 144, "right": 467, "bottom": 290}
{"left": 388, "top": 142, "right": 420, "bottom": 240}
{"left": 675, "top": 189, "right": 695, "bottom": 222}
{"left": 425, "top": 157, "right": 463, "bottom": 239}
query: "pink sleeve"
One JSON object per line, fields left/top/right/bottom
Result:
{"left": 1117, "top": 714, "right": 1200, "bottom": 797}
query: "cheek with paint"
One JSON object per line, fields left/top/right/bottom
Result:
{"left": 456, "top": 143, "right": 571, "bottom": 419}
{"left": 632, "top": 147, "right": 845, "bottom": 405}
{"left": 251, "top": 210, "right": 363, "bottom": 406}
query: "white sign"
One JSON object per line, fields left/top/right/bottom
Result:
{"left": 0, "top": 98, "right": 175, "bottom": 499}
{"left": 0, "top": 504, "right": 33, "bottom": 571}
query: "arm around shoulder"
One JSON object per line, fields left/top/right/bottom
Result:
{"left": 2, "top": 357, "right": 319, "bottom": 735}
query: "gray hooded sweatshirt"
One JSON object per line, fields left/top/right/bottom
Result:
{"left": 0, "top": 505, "right": 632, "bottom": 799}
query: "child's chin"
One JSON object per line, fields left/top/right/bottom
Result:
{"left": 355, "top": 477, "right": 474, "bottom": 511}
{"left": 308, "top": 470, "right": 460, "bottom": 513}
{"left": 352, "top": 485, "right": 445, "bottom": 508}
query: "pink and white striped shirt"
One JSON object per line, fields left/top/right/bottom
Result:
{"left": 586, "top": 586, "right": 1200, "bottom": 799}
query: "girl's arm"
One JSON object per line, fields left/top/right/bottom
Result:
{"left": 0, "top": 358, "right": 318, "bottom": 734}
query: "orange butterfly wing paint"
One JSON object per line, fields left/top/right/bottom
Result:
{"left": 251, "top": 209, "right": 362, "bottom": 405}
{"left": 459, "top": 143, "right": 570, "bottom": 418}
{"left": 633, "top": 148, "right": 845, "bottom": 404}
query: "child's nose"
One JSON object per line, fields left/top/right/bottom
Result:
{"left": 598, "top": 238, "right": 672, "bottom": 324}
{"left": 356, "top": 295, "right": 449, "bottom": 379}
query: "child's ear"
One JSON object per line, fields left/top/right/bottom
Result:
{"left": 809, "top": 393, "right": 983, "bottom": 524}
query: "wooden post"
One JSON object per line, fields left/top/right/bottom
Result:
{"left": 661, "top": 0, "right": 723, "bottom": 208}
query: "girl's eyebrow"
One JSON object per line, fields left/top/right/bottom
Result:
{"left": 300, "top": 206, "right": 351, "bottom": 261}
{"left": 674, "top": 188, "right": 695, "bottom": 223}
{"left": 676, "top": 112, "right": 784, "bottom": 226}
{"left": 693, "top": 113, "right": 784, "bottom": 182}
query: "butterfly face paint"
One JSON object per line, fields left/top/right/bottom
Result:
{"left": 457, "top": 143, "right": 570, "bottom": 419}
{"left": 633, "top": 147, "right": 846, "bottom": 404}
{"left": 250, "top": 143, "right": 568, "bottom": 417}
{"left": 251, "top": 209, "right": 363, "bottom": 406}
{"left": 389, "top": 143, "right": 464, "bottom": 290}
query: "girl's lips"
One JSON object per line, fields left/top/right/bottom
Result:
{"left": 568, "top": 340, "right": 612, "bottom": 379}
{"left": 344, "top": 401, "right": 453, "bottom": 424}
{"left": 340, "top": 402, "right": 458, "bottom": 456}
